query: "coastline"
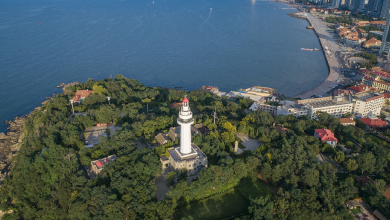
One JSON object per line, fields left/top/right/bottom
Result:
{"left": 276, "top": 0, "right": 342, "bottom": 99}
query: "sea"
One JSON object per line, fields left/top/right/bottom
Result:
{"left": 0, "top": 0, "right": 328, "bottom": 132}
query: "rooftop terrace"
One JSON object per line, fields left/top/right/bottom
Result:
{"left": 353, "top": 91, "right": 383, "bottom": 102}
{"left": 297, "top": 96, "right": 352, "bottom": 108}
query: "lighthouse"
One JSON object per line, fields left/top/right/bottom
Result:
{"left": 177, "top": 95, "right": 194, "bottom": 154}
{"left": 160, "top": 95, "right": 208, "bottom": 174}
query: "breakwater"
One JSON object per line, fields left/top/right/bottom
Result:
{"left": 287, "top": 10, "right": 341, "bottom": 98}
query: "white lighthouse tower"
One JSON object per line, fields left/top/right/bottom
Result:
{"left": 177, "top": 95, "right": 194, "bottom": 154}
{"left": 161, "top": 95, "right": 208, "bottom": 173}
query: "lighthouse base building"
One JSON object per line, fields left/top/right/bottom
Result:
{"left": 160, "top": 144, "right": 208, "bottom": 174}
{"left": 160, "top": 96, "right": 208, "bottom": 174}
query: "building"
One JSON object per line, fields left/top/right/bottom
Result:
{"left": 353, "top": 91, "right": 384, "bottom": 118}
{"left": 314, "top": 129, "right": 338, "bottom": 147}
{"left": 91, "top": 155, "right": 117, "bottom": 175}
{"left": 331, "top": 0, "right": 341, "bottom": 8}
{"left": 373, "top": 210, "right": 388, "bottom": 220}
{"left": 296, "top": 95, "right": 354, "bottom": 119}
{"left": 356, "top": 175, "right": 375, "bottom": 185}
{"left": 70, "top": 89, "right": 93, "bottom": 105}
{"left": 359, "top": 117, "right": 388, "bottom": 128}
{"left": 155, "top": 133, "right": 169, "bottom": 145}
{"left": 352, "top": 21, "right": 370, "bottom": 27}
{"left": 346, "top": 84, "right": 376, "bottom": 94}
{"left": 370, "top": 20, "right": 387, "bottom": 29}
{"left": 340, "top": 117, "right": 356, "bottom": 126}
{"left": 380, "top": 0, "right": 390, "bottom": 18}
{"left": 160, "top": 96, "right": 208, "bottom": 174}
{"left": 249, "top": 97, "right": 278, "bottom": 116}
{"left": 277, "top": 95, "right": 354, "bottom": 119}
{"left": 362, "top": 38, "right": 382, "bottom": 48}
{"left": 373, "top": 0, "right": 385, "bottom": 14}
{"left": 380, "top": 17, "right": 390, "bottom": 58}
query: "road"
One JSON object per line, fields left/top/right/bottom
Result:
{"left": 294, "top": 13, "right": 342, "bottom": 99}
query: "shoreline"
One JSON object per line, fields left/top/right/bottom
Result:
{"left": 276, "top": 0, "right": 342, "bottom": 99}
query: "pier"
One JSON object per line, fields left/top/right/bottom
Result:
{"left": 292, "top": 12, "right": 342, "bottom": 99}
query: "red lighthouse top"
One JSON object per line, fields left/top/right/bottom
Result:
{"left": 183, "top": 95, "right": 189, "bottom": 103}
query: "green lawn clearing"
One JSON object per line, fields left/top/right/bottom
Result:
{"left": 174, "top": 177, "right": 272, "bottom": 219}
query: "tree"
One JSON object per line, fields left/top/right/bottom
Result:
{"left": 334, "top": 151, "right": 345, "bottom": 163}
{"left": 346, "top": 141, "right": 354, "bottom": 149}
{"left": 261, "top": 163, "right": 272, "bottom": 180}
{"left": 248, "top": 196, "right": 274, "bottom": 220}
{"left": 357, "top": 153, "right": 376, "bottom": 174}
{"left": 375, "top": 157, "right": 387, "bottom": 174}
{"left": 301, "top": 168, "right": 320, "bottom": 187}
{"left": 345, "top": 159, "right": 358, "bottom": 173}
{"left": 92, "top": 84, "right": 108, "bottom": 95}
{"left": 165, "top": 171, "right": 176, "bottom": 186}
{"left": 379, "top": 113, "right": 386, "bottom": 120}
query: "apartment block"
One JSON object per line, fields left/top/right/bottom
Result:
{"left": 277, "top": 95, "right": 354, "bottom": 119}
{"left": 353, "top": 91, "right": 384, "bottom": 117}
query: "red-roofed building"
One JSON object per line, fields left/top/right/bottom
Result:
{"left": 362, "top": 38, "right": 381, "bottom": 49}
{"left": 170, "top": 103, "right": 183, "bottom": 109}
{"left": 356, "top": 175, "right": 375, "bottom": 185}
{"left": 383, "top": 185, "right": 390, "bottom": 199}
{"left": 71, "top": 89, "right": 93, "bottom": 105}
{"left": 314, "top": 129, "right": 338, "bottom": 147}
{"left": 359, "top": 118, "right": 388, "bottom": 129}
{"left": 346, "top": 85, "right": 374, "bottom": 94}
{"left": 96, "top": 161, "right": 104, "bottom": 168}
{"left": 91, "top": 155, "right": 117, "bottom": 176}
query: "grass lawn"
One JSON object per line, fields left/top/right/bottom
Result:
{"left": 364, "top": 133, "right": 390, "bottom": 149}
{"left": 350, "top": 207, "right": 362, "bottom": 214}
{"left": 174, "top": 177, "right": 272, "bottom": 219}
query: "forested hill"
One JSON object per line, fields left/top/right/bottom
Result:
{"left": 0, "top": 75, "right": 389, "bottom": 219}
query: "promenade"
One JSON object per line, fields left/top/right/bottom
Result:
{"left": 293, "top": 13, "right": 342, "bottom": 99}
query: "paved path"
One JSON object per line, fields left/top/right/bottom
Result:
{"left": 293, "top": 13, "right": 342, "bottom": 99}
{"left": 236, "top": 134, "right": 261, "bottom": 152}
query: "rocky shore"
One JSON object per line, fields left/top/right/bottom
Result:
{"left": 0, "top": 117, "right": 26, "bottom": 184}
{"left": 62, "top": 82, "right": 80, "bottom": 94}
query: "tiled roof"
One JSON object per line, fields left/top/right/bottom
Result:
{"left": 72, "top": 90, "right": 93, "bottom": 102}
{"left": 359, "top": 118, "right": 388, "bottom": 127}
{"left": 356, "top": 175, "right": 374, "bottom": 185}
{"left": 340, "top": 118, "right": 355, "bottom": 124}
{"left": 96, "top": 160, "right": 104, "bottom": 168}
{"left": 383, "top": 185, "right": 390, "bottom": 199}
{"left": 315, "top": 129, "right": 338, "bottom": 142}
{"left": 346, "top": 85, "right": 373, "bottom": 93}
{"left": 155, "top": 133, "right": 168, "bottom": 144}
{"left": 170, "top": 103, "right": 182, "bottom": 109}
{"left": 365, "top": 94, "right": 384, "bottom": 102}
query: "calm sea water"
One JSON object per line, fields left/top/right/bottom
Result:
{"left": 0, "top": 0, "right": 328, "bottom": 132}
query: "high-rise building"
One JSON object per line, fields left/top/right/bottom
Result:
{"left": 366, "top": 0, "right": 377, "bottom": 10}
{"left": 353, "top": 0, "right": 365, "bottom": 10}
{"left": 160, "top": 96, "right": 208, "bottom": 174}
{"left": 332, "top": 0, "right": 341, "bottom": 8}
{"left": 380, "top": 18, "right": 390, "bottom": 58}
{"left": 373, "top": 0, "right": 385, "bottom": 12}
{"left": 380, "top": 0, "right": 390, "bottom": 17}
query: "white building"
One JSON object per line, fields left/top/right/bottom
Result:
{"left": 276, "top": 100, "right": 310, "bottom": 117}
{"left": 277, "top": 96, "right": 354, "bottom": 119}
{"left": 352, "top": 91, "right": 384, "bottom": 118}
